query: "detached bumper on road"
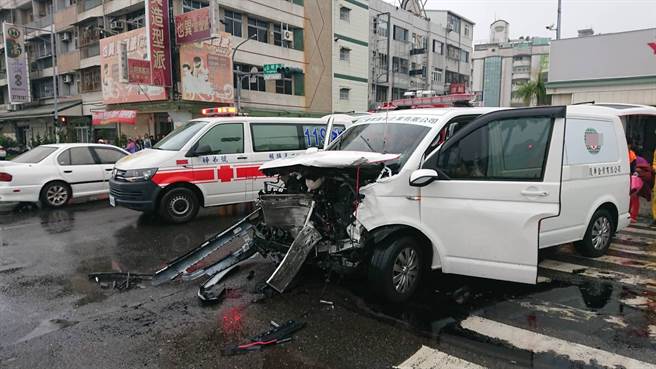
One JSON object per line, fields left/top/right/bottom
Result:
{"left": 109, "top": 178, "right": 160, "bottom": 212}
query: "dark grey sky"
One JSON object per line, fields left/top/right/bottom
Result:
{"left": 397, "top": 0, "right": 656, "bottom": 42}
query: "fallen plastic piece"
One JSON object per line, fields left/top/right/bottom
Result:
{"left": 152, "top": 209, "right": 260, "bottom": 285}
{"left": 221, "top": 320, "right": 304, "bottom": 356}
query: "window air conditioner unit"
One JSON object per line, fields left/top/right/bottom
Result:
{"left": 62, "top": 32, "right": 72, "bottom": 42}
{"left": 283, "top": 30, "right": 294, "bottom": 42}
{"left": 110, "top": 20, "right": 125, "bottom": 30}
{"left": 63, "top": 74, "right": 73, "bottom": 84}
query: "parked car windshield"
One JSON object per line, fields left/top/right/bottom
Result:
{"left": 153, "top": 121, "right": 209, "bottom": 151}
{"left": 328, "top": 123, "right": 430, "bottom": 170}
{"left": 11, "top": 146, "right": 58, "bottom": 163}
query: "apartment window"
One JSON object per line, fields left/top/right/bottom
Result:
{"left": 126, "top": 9, "right": 145, "bottom": 30}
{"left": 464, "top": 24, "right": 470, "bottom": 37}
{"left": 431, "top": 68, "right": 442, "bottom": 82}
{"left": 248, "top": 17, "right": 269, "bottom": 43}
{"left": 224, "top": 10, "right": 242, "bottom": 37}
{"left": 432, "top": 40, "right": 443, "bottom": 54}
{"left": 392, "top": 57, "right": 408, "bottom": 73}
{"left": 393, "top": 25, "right": 408, "bottom": 42}
{"left": 375, "top": 85, "right": 388, "bottom": 102}
{"left": 374, "top": 18, "right": 389, "bottom": 37}
{"left": 447, "top": 13, "right": 461, "bottom": 33}
{"left": 376, "top": 52, "right": 388, "bottom": 69}
{"left": 275, "top": 77, "right": 293, "bottom": 95}
{"left": 273, "top": 24, "right": 297, "bottom": 48}
{"left": 234, "top": 63, "right": 265, "bottom": 92}
{"left": 339, "top": 47, "right": 350, "bottom": 62}
{"left": 460, "top": 50, "right": 469, "bottom": 63}
{"left": 182, "top": 0, "right": 208, "bottom": 13}
{"left": 392, "top": 87, "right": 406, "bottom": 100}
{"left": 82, "top": 0, "right": 101, "bottom": 11}
{"left": 339, "top": 88, "right": 350, "bottom": 100}
{"left": 447, "top": 45, "right": 460, "bottom": 60}
{"left": 339, "top": 6, "right": 350, "bottom": 22}
{"left": 80, "top": 67, "right": 101, "bottom": 92}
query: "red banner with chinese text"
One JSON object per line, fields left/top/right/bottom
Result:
{"left": 128, "top": 59, "right": 152, "bottom": 84}
{"left": 175, "top": 7, "right": 211, "bottom": 44}
{"left": 146, "top": 0, "right": 172, "bottom": 86}
{"left": 92, "top": 110, "right": 138, "bottom": 126}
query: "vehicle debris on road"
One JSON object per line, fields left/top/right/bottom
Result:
{"left": 89, "top": 272, "right": 153, "bottom": 290}
{"left": 222, "top": 319, "right": 305, "bottom": 356}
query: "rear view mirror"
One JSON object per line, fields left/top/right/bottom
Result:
{"left": 193, "top": 144, "right": 213, "bottom": 156}
{"left": 409, "top": 169, "right": 439, "bottom": 187}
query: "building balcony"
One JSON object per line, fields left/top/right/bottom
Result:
{"left": 54, "top": 6, "right": 78, "bottom": 31}
{"left": 57, "top": 50, "right": 81, "bottom": 74}
{"left": 80, "top": 55, "right": 100, "bottom": 69}
{"left": 409, "top": 69, "right": 425, "bottom": 77}
{"left": 26, "top": 15, "right": 54, "bottom": 31}
{"left": 512, "top": 72, "right": 530, "bottom": 80}
{"left": 103, "top": 0, "right": 144, "bottom": 16}
{"left": 410, "top": 48, "right": 427, "bottom": 56}
{"left": 513, "top": 58, "right": 531, "bottom": 67}
{"left": 0, "top": 0, "right": 31, "bottom": 8}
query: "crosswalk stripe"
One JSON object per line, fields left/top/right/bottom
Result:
{"left": 588, "top": 254, "right": 656, "bottom": 271}
{"left": 611, "top": 243, "right": 656, "bottom": 258}
{"left": 460, "top": 316, "right": 656, "bottom": 369}
{"left": 624, "top": 226, "right": 656, "bottom": 236}
{"left": 539, "top": 259, "right": 656, "bottom": 291}
{"left": 395, "top": 345, "right": 485, "bottom": 369}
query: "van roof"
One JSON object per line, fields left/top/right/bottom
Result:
{"left": 192, "top": 116, "right": 329, "bottom": 124}
{"left": 566, "top": 104, "right": 656, "bottom": 117}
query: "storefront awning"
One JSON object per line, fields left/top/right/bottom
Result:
{"left": 0, "top": 100, "right": 83, "bottom": 121}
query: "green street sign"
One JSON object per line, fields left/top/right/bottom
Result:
{"left": 264, "top": 63, "right": 283, "bottom": 75}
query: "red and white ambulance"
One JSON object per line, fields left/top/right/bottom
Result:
{"left": 109, "top": 109, "right": 353, "bottom": 223}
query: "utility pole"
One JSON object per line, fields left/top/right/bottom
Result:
{"left": 232, "top": 34, "right": 256, "bottom": 113}
{"left": 50, "top": 3, "right": 58, "bottom": 143}
{"left": 556, "top": 0, "right": 562, "bottom": 40}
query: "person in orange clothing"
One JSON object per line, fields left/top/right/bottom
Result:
{"left": 629, "top": 142, "right": 637, "bottom": 173}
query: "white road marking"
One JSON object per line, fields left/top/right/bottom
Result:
{"left": 611, "top": 243, "right": 656, "bottom": 257}
{"left": 519, "top": 301, "right": 597, "bottom": 322}
{"left": 624, "top": 226, "right": 656, "bottom": 236}
{"left": 621, "top": 295, "right": 656, "bottom": 310}
{"left": 590, "top": 254, "right": 656, "bottom": 271}
{"left": 460, "top": 316, "right": 656, "bottom": 369}
{"left": 395, "top": 345, "right": 485, "bottom": 369}
{"left": 539, "top": 259, "right": 656, "bottom": 291}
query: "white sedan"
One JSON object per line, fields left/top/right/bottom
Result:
{"left": 0, "top": 143, "right": 128, "bottom": 207}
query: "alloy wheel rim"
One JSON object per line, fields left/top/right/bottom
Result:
{"left": 591, "top": 216, "right": 611, "bottom": 250}
{"left": 46, "top": 185, "right": 68, "bottom": 206}
{"left": 170, "top": 195, "right": 191, "bottom": 216}
{"left": 393, "top": 247, "right": 419, "bottom": 293}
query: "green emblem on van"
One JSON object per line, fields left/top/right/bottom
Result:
{"left": 584, "top": 128, "right": 602, "bottom": 154}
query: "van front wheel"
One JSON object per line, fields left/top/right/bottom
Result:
{"left": 575, "top": 209, "right": 613, "bottom": 257}
{"left": 158, "top": 187, "right": 199, "bottom": 224}
{"left": 368, "top": 235, "right": 424, "bottom": 303}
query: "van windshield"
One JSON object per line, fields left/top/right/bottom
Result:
{"left": 154, "top": 121, "right": 209, "bottom": 151}
{"left": 327, "top": 123, "right": 430, "bottom": 170}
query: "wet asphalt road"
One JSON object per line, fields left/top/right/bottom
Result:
{"left": 0, "top": 200, "right": 655, "bottom": 369}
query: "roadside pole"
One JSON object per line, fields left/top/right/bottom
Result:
{"left": 232, "top": 34, "right": 257, "bottom": 114}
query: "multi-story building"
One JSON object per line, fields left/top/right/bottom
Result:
{"left": 471, "top": 20, "right": 551, "bottom": 107}
{"left": 368, "top": 0, "right": 473, "bottom": 108}
{"left": 0, "top": 0, "right": 369, "bottom": 147}
{"left": 546, "top": 27, "right": 656, "bottom": 106}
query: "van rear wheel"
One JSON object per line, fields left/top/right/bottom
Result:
{"left": 368, "top": 235, "right": 424, "bottom": 303}
{"left": 575, "top": 209, "right": 613, "bottom": 257}
{"left": 158, "top": 187, "right": 199, "bottom": 224}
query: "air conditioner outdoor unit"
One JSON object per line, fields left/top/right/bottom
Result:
{"left": 110, "top": 20, "right": 125, "bottom": 30}
{"left": 7, "top": 104, "right": 18, "bottom": 111}
{"left": 283, "top": 30, "right": 294, "bottom": 42}
{"left": 62, "top": 32, "right": 72, "bottom": 42}
{"left": 63, "top": 74, "right": 73, "bottom": 84}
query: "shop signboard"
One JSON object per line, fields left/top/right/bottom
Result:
{"left": 179, "top": 33, "right": 233, "bottom": 103}
{"left": 2, "top": 22, "right": 31, "bottom": 104}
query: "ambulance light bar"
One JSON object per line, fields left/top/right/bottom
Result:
{"left": 202, "top": 107, "right": 237, "bottom": 116}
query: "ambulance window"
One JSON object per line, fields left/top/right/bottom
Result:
{"left": 301, "top": 124, "right": 346, "bottom": 148}
{"left": 435, "top": 116, "right": 553, "bottom": 180}
{"left": 251, "top": 124, "right": 303, "bottom": 152}
{"left": 195, "top": 123, "right": 244, "bottom": 155}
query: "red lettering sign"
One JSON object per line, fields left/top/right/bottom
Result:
{"left": 175, "top": 7, "right": 211, "bottom": 44}
{"left": 146, "top": 0, "right": 171, "bottom": 86}
{"left": 92, "top": 110, "right": 138, "bottom": 126}
{"left": 127, "top": 59, "right": 152, "bottom": 84}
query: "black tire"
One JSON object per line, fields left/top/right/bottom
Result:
{"left": 158, "top": 187, "right": 199, "bottom": 224}
{"left": 40, "top": 181, "right": 71, "bottom": 208}
{"left": 575, "top": 209, "right": 614, "bottom": 257}
{"left": 368, "top": 235, "right": 424, "bottom": 303}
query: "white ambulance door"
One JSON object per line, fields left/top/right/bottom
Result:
{"left": 416, "top": 107, "right": 566, "bottom": 284}
{"left": 189, "top": 122, "right": 245, "bottom": 206}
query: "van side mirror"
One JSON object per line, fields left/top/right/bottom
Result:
{"left": 193, "top": 144, "right": 213, "bottom": 157}
{"left": 409, "top": 169, "right": 439, "bottom": 187}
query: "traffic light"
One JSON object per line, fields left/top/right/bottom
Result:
{"left": 276, "top": 66, "right": 304, "bottom": 78}
{"left": 59, "top": 116, "right": 67, "bottom": 125}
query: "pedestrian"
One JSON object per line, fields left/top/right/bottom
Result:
{"left": 630, "top": 151, "right": 653, "bottom": 223}
{"left": 629, "top": 142, "right": 637, "bottom": 173}
{"left": 126, "top": 138, "right": 137, "bottom": 154}
{"left": 143, "top": 135, "right": 152, "bottom": 149}
{"left": 150, "top": 135, "right": 156, "bottom": 146}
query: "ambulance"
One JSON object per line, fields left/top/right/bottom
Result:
{"left": 109, "top": 109, "right": 353, "bottom": 223}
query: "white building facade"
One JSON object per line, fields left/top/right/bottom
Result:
{"left": 472, "top": 20, "right": 550, "bottom": 107}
